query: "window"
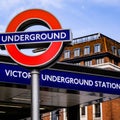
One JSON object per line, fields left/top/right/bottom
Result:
{"left": 80, "top": 106, "right": 87, "bottom": 119}
{"left": 84, "top": 60, "right": 92, "bottom": 66}
{"left": 73, "top": 62, "right": 80, "bottom": 65}
{"left": 74, "top": 48, "right": 80, "bottom": 57}
{"left": 118, "top": 49, "right": 120, "bottom": 56}
{"left": 96, "top": 58, "right": 104, "bottom": 64}
{"left": 81, "top": 107, "right": 85, "bottom": 116}
{"left": 112, "top": 46, "right": 117, "bottom": 55}
{"left": 114, "top": 60, "right": 118, "bottom": 66}
{"left": 84, "top": 46, "right": 90, "bottom": 55}
{"left": 94, "top": 103, "right": 101, "bottom": 118}
{"left": 94, "top": 44, "right": 101, "bottom": 53}
{"left": 64, "top": 50, "right": 70, "bottom": 59}
{"left": 51, "top": 110, "right": 59, "bottom": 120}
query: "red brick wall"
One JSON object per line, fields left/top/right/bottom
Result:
{"left": 102, "top": 98, "right": 120, "bottom": 120}
{"left": 59, "top": 38, "right": 106, "bottom": 61}
{"left": 59, "top": 110, "right": 64, "bottom": 120}
{"left": 110, "top": 98, "right": 120, "bottom": 120}
{"left": 42, "top": 113, "right": 50, "bottom": 120}
{"left": 102, "top": 101, "right": 112, "bottom": 120}
{"left": 87, "top": 105, "right": 93, "bottom": 120}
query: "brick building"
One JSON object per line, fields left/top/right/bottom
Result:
{"left": 42, "top": 33, "right": 120, "bottom": 120}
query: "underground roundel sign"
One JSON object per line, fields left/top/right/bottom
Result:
{"left": 4, "top": 9, "right": 71, "bottom": 68}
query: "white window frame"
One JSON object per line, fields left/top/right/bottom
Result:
{"left": 112, "top": 46, "right": 117, "bottom": 55}
{"left": 64, "top": 50, "right": 70, "bottom": 59}
{"left": 63, "top": 109, "right": 67, "bottom": 120}
{"left": 96, "top": 58, "right": 104, "bottom": 65}
{"left": 73, "top": 62, "right": 80, "bottom": 65}
{"left": 74, "top": 48, "right": 80, "bottom": 57}
{"left": 84, "top": 46, "right": 90, "bottom": 55}
{"left": 118, "top": 49, "right": 120, "bottom": 56}
{"left": 94, "top": 44, "right": 101, "bottom": 53}
{"left": 93, "top": 103, "right": 102, "bottom": 120}
{"left": 80, "top": 106, "right": 88, "bottom": 120}
{"left": 84, "top": 60, "right": 92, "bottom": 66}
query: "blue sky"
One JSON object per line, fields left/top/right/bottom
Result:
{"left": 0, "top": 0, "right": 120, "bottom": 43}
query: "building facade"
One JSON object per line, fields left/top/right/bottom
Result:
{"left": 42, "top": 33, "right": 120, "bottom": 120}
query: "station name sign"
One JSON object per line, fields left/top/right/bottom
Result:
{"left": 40, "top": 69, "right": 120, "bottom": 95}
{"left": 1, "top": 62, "right": 120, "bottom": 95}
{"left": 0, "top": 29, "right": 71, "bottom": 45}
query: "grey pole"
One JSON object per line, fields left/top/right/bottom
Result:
{"left": 31, "top": 69, "right": 40, "bottom": 120}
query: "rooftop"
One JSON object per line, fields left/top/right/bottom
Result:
{"left": 72, "top": 33, "right": 119, "bottom": 45}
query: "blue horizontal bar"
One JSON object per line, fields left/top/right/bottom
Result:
{"left": 0, "top": 29, "right": 71, "bottom": 45}
{"left": 0, "top": 62, "right": 120, "bottom": 95}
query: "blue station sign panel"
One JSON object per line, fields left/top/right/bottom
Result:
{"left": 0, "top": 63, "right": 31, "bottom": 85}
{"left": 0, "top": 62, "right": 120, "bottom": 95}
{"left": 0, "top": 29, "right": 71, "bottom": 45}
{"left": 40, "top": 69, "right": 120, "bottom": 95}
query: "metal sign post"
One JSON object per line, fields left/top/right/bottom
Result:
{"left": 31, "top": 69, "right": 40, "bottom": 120}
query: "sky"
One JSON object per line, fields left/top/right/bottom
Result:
{"left": 0, "top": 0, "right": 120, "bottom": 55}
